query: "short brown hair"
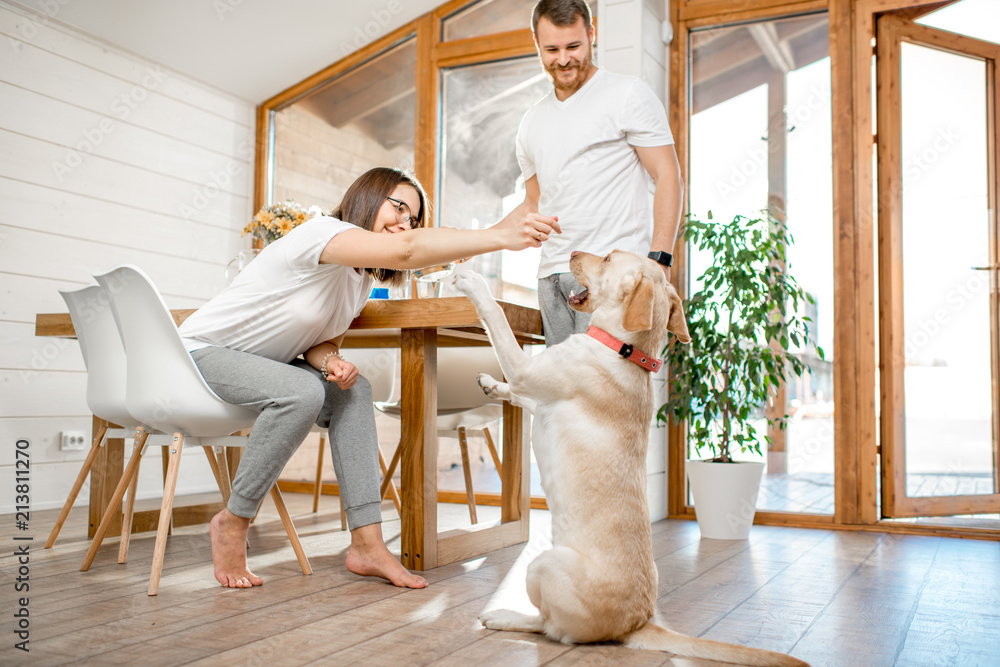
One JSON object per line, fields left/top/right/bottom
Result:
{"left": 531, "top": 0, "right": 592, "bottom": 34}
{"left": 331, "top": 166, "right": 430, "bottom": 287}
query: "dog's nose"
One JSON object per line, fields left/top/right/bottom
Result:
{"left": 570, "top": 251, "right": 580, "bottom": 259}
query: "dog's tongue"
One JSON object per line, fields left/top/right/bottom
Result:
{"left": 568, "top": 287, "right": 589, "bottom": 305}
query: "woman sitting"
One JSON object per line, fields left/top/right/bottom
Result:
{"left": 179, "top": 167, "right": 559, "bottom": 589}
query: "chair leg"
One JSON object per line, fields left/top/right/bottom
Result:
{"left": 269, "top": 485, "right": 312, "bottom": 576}
{"left": 214, "top": 446, "right": 232, "bottom": 506}
{"left": 483, "top": 426, "right": 503, "bottom": 478}
{"left": 161, "top": 446, "right": 174, "bottom": 536}
{"left": 377, "top": 446, "right": 402, "bottom": 514}
{"left": 457, "top": 427, "right": 478, "bottom": 524}
{"left": 313, "top": 435, "right": 326, "bottom": 513}
{"left": 46, "top": 424, "right": 108, "bottom": 549}
{"left": 379, "top": 443, "right": 402, "bottom": 503}
{"left": 148, "top": 433, "right": 184, "bottom": 596}
{"left": 81, "top": 432, "right": 148, "bottom": 571}
{"left": 118, "top": 428, "right": 147, "bottom": 564}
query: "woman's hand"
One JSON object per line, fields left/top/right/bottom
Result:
{"left": 493, "top": 211, "right": 561, "bottom": 250}
{"left": 326, "top": 356, "right": 359, "bottom": 390}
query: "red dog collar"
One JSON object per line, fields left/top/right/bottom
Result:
{"left": 586, "top": 326, "right": 662, "bottom": 372}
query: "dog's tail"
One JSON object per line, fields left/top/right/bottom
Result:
{"left": 623, "top": 622, "right": 809, "bottom": 667}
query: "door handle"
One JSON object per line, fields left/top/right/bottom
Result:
{"left": 971, "top": 265, "right": 999, "bottom": 271}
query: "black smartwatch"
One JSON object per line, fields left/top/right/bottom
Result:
{"left": 647, "top": 251, "right": 673, "bottom": 268}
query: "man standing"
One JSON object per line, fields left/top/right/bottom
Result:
{"left": 509, "top": 0, "right": 684, "bottom": 346}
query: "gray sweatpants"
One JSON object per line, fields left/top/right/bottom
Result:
{"left": 190, "top": 346, "right": 383, "bottom": 530}
{"left": 537, "top": 272, "right": 592, "bottom": 347}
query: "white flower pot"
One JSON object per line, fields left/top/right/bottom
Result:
{"left": 685, "top": 459, "right": 765, "bottom": 540}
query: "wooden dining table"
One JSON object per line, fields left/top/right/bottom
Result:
{"left": 35, "top": 296, "right": 543, "bottom": 570}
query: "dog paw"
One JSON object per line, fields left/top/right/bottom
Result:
{"left": 451, "top": 269, "right": 491, "bottom": 302}
{"left": 480, "top": 609, "right": 545, "bottom": 633}
{"left": 477, "top": 373, "right": 506, "bottom": 399}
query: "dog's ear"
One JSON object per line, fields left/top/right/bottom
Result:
{"left": 666, "top": 285, "right": 691, "bottom": 343}
{"left": 622, "top": 274, "right": 655, "bottom": 332}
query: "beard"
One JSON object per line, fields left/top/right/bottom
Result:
{"left": 545, "top": 48, "right": 594, "bottom": 96}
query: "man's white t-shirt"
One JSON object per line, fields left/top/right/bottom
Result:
{"left": 180, "top": 217, "right": 373, "bottom": 363}
{"left": 516, "top": 68, "right": 674, "bottom": 278}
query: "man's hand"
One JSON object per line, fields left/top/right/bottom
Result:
{"left": 326, "top": 356, "right": 359, "bottom": 390}
{"left": 658, "top": 262, "right": 671, "bottom": 284}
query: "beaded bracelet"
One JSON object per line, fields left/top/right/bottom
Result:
{"left": 319, "top": 350, "right": 341, "bottom": 378}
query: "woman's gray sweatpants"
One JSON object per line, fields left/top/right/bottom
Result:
{"left": 190, "top": 346, "right": 383, "bottom": 530}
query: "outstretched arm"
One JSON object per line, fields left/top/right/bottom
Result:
{"left": 320, "top": 188, "right": 559, "bottom": 270}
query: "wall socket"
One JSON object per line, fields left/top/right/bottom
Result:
{"left": 61, "top": 431, "right": 87, "bottom": 451}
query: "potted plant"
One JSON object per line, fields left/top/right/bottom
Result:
{"left": 659, "top": 211, "right": 820, "bottom": 539}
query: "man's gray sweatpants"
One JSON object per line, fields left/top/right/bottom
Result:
{"left": 191, "top": 346, "right": 383, "bottom": 530}
{"left": 538, "top": 272, "right": 592, "bottom": 347}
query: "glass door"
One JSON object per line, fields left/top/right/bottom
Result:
{"left": 876, "top": 12, "right": 1000, "bottom": 517}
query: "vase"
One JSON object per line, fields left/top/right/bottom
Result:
{"left": 225, "top": 248, "right": 261, "bottom": 282}
{"left": 685, "top": 459, "right": 765, "bottom": 539}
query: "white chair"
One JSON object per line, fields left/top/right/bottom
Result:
{"left": 45, "top": 286, "right": 145, "bottom": 549}
{"left": 47, "top": 287, "right": 227, "bottom": 557}
{"left": 86, "top": 265, "right": 311, "bottom": 595}
{"left": 376, "top": 346, "right": 505, "bottom": 524}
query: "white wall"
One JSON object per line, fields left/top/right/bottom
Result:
{"left": 599, "top": 0, "right": 672, "bottom": 521}
{"left": 0, "top": 0, "right": 255, "bottom": 512}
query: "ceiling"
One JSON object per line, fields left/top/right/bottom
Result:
{"left": 11, "top": 0, "right": 443, "bottom": 103}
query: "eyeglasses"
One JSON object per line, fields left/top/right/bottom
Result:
{"left": 386, "top": 197, "right": 418, "bottom": 229}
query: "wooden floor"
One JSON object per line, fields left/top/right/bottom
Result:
{"left": 4, "top": 494, "right": 999, "bottom": 666}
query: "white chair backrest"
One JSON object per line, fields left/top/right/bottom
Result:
{"left": 436, "top": 347, "right": 503, "bottom": 411}
{"left": 94, "top": 265, "right": 255, "bottom": 436}
{"left": 347, "top": 348, "right": 397, "bottom": 403}
{"left": 60, "top": 285, "right": 134, "bottom": 427}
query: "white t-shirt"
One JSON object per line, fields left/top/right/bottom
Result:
{"left": 516, "top": 68, "right": 674, "bottom": 278}
{"left": 180, "top": 217, "right": 373, "bottom": 363}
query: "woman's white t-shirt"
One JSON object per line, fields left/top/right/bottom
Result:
{"left": 180, "top": 217, "right": 373, "bottom": 363}
{"left": 515, "top": 68, "right": 674, "bottom": 278}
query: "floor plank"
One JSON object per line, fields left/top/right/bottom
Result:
{"left": 4, "top": 495, "right": 1000, "bottom": 666}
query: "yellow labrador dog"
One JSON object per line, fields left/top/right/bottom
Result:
{"left": 453, "top": 250, "right": 807, "bottom": 667}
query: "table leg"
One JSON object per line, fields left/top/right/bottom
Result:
{"left": 89, "top": 415, "right": 123, "bottom": 538}
{"left": 400, "top": 328, "right": 438, "bottom": 570}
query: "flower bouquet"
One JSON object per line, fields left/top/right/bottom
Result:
{"left": 243, "top": 200, "right": 322, "bottom": 245}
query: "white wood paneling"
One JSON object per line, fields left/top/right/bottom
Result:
{"left": 0, "top": 0, "right": 256, "bottom": 513}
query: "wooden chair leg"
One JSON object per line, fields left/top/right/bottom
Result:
{"left": 377, "top": 446, "right": 402, "bottom": 514}
{"left": 269, "top": 485, "right": 312, "bottom": 575}
{"left": 215, "top": 446, "right": 232, "bottom": 506}
{"left": 46, "top": 424, "right": 108, "bottom": 549}
{"left": 483, "top": 426, "right": 503, "bottom": 478}
{"left": 379, "top": 442, "right": 401, "bottom": 502}
{"left": 118, "top": 430, "right": 146, "bottom": 564}
{"left": 161, "top": 446, "right": 173, "bottom": 536}
{"left": 81, "top": 432, "right": 148, "bottom": 571}
{"left": 457, "top": 427, "right": 478, "bottom": 524}
{"left": 148, "top": 433, "right": 184, "bottom": 596}
{"left": 313, "top": 435, "right": 326, "bottom": 513}
{"left": 203, "top": 445, "right": 225, "bottom": 495}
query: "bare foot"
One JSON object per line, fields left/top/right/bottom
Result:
{"left": 209, "top": 509, "right": 264, "bottom": 589}
{"left": 345, "top": 524, "right": 428, "bottom": 589}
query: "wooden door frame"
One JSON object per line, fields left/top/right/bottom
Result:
{"left": 669, "top": 0, "right": 1000, "bottom": 538}
{"left": 876, "top": 12, "right": 1000, "bottom": 517}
